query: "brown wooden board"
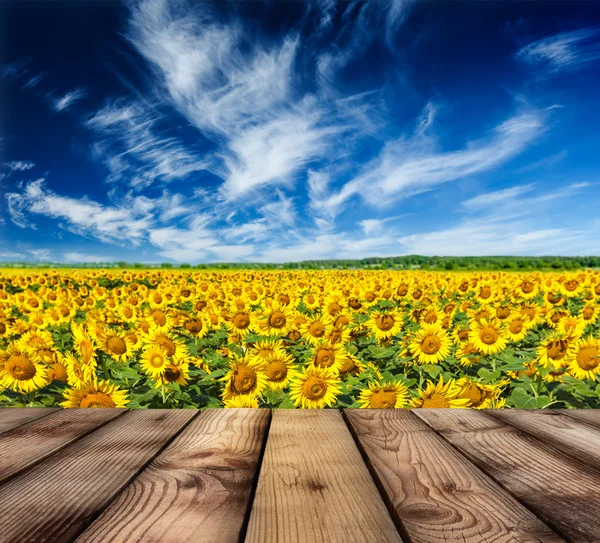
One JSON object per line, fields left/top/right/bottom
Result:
{"left": 0, "top": 409, "right": 197, "bottom": 543}
{"left": 0, "top": 408, "right": 126, "bottom": 485}
{"left": 414, "top": 409, "right": 600, "bottom": 543}
{"left": 345, "top": 409, "right": 564, "bottom": 543}
{"left": 76, "top": 408, "right": 270, "bottom": 543}
{"left": 0, "top": 407, "right": 59, "bottom": 433}
{"left": 557, "top": 409, "right": 600, "bottom": 429}
{"left": 245, "top": 409, "right": 403, "bottom": 543}
{"left": 487, "top": 409, "right": 600, "bottom": 472}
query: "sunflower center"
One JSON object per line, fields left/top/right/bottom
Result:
{"left": 497, "top": 307, "right": 510, "bottom": 319}
{"left": 152, "top": 310, "right": 167, "bottom": 326}
{"left": 577, "top": 346, "right": 599, "bottom": 371}
{"left": 8, "top": 354, "right": 36, "bottom": 380}
{"left": 269, "top": 311, "right": 286, "bottom": 328}
{"left": 150, "top": 354, "right": 165, "bottom": 368}
{"left": 375, "top": 315, "right": 395, "bottom": 331}
{"left": 370, "top": 390, "right": 397, "bottom": 408}
{"left": 232, "top": 366, "right": 257, "bottom": 394}
{"left": 29, "top": 298, "right": 40, "bottom": 308}
{"left": 348, "top": 298, "right": 362, "bottom": 309}
{"left": 509, "top": 320, "right": 524, "bottom": 334}
{"left": 565, "top": 281, "right": 578, "bottom": 292}
{"left": 107, "top": 336, "right": 127, "bottom": 355}
{"left": 233, "top": 313, "right": 250, "bottom": 329}
{"left": 547, "top": 340, "right": 568, "bottom": 360}
{"left": 461, "top": 383, "right": 484, "bottom": 407}
{"left": 595, "top": 284, "right": 600, "bottom": 296}
{"left": 412, "top": 289, "right": 423, "bottom": 300}
{"left": 479, "top": 327, "right": 499, "bottom": 345}
{"left": 421, "top": 393, "right": 450, "bottom": 408}
{"left": 288, "top": 330, "right": 302, "bottom": 341}
{"left": 164, "top": 366, "right": 181, "bottom": 382}
{"left": 397, "top": 285, "right": 408, "bottom": 296}
{"left": 421, "top": 335, "right": 441, "bottom": 354}
{"left": 156, "top": 336, "right": 176, "bottom": 357}
{"left": 185, "top": 319, "right": 203, "bottom": 334}
{"left": 316, "top": 349, "right": 335, "bottom": 367}
{"left": 79, "top": 392, "right": 116, "bottom": 408}
{"left": 266, "top": 360, "right": 287, "bottom": 382}
{"left": 0, "top": 323, "right": 6, "bottom": 334}
{"left": 123, "top": 307, "right": 134, "bottom": 318}
{"left": 521, "top": 282, "right": 534, "bottom": 294}
{"left": 583, "top": 307, "right": 594, "bottom": 319}
{"left": 479, "top": 287, "right": 492, "bottom": 299}
{"left": 335, "top": 315, "right": 349, "bottom": 328}
{"left": 548, "top": 293, "right": 562, "bottom": 304}
{"left": 309, "top": 322, "right": 325, "bottom": 337}
{"left": 458, "top": 329, "right": 470, "bottom": 341}
{"left": 328, "top": 302, "right": 342, "bottom": 316}
{"left": 303, "top": 376, "right": 327, "bottom": 400}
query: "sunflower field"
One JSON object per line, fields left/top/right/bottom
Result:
{"left": 1, "top": 268, "right": 599, "bottom": 410}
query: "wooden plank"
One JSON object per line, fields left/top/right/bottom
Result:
{"left": 557, "top": 409, "right": 600, "bottom": 429}
{"left": 0, "top": 407, "right": 59, "bottom": 433}
{"left": 76, "top": 408, "right": 270, "bottom": 543}
{"left": 0, "top": 408, "right": 126, "bottom": 484}
{"left": 245, "top": 409, "right": 403, "bottom": 543}
{"left": 0, "top": 409, "right": 197, "bottom": 543}
{"left": 487, "top": 409, "right": 600, "bottom": 471}
{"left": 414, "top": 409, "right": 600, "bottom": 543}
{"left": 345, "top": 409, "right": 564, "bottom": 543}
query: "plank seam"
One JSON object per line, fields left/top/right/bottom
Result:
{"left": 0, "top": 409, "right": 130, "bottom": 488}
{"left": 68, "top": 408, "right": 203, "bottom": 542}
{"left": 558, "top": 410, "right": 600, "bottom": 430}
{"left": 237, "top": 409, "right": 272, "bottom": 543}
{"left": 341, "top": 409, "right": 411, "bottom": 543}
{"left": 484, "top": 410, "right": 600, "bottom": 478}
{"left": 0, "top": 409, "right": 60, "bottom": 437}
{"left": 411, "top": 410, "right": 572, "bottom": 543}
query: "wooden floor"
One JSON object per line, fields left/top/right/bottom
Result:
{"left": 0, "top": 408, "right": 599, "bottom": 543}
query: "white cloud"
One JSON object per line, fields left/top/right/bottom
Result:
{"left": 462, "top": 184, "right": 535, "bottom": 211}
{"left": 28, "top": 249, "right": 52, "bottom": 261}
{"left": 0, "top": 251, "right": 24, "bottom": 260}
{"left": 53, "top": 88, "right": 86, "bottom": 112}
{"left": 517, "top": 28, "right": 600, "bottom": 73}
{"left": 23, "top": 73, "right": 45, "bottom": 89}
{"left": 321, "top": 111, "right": 546, "bottom": 212}
{"left": 4, "top": 160, "right": 35, "bottom": 171}
{"left": 63, "top": 252, "right": 113, "bottom": 263}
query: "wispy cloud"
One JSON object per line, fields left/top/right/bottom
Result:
{"left": 515, "top": 150, "right": 567, "bottom": 173}
{"left": 23, "top": 73, "right": 45, "bottom": 89}
{"left": 52, "top": 88, "right": 87, "bottom": 112}
{"left": 3, "top": 160, "right": 35, "bottom": 171}
{"left": 517, "top": 27, "right": 600, "bottom": 73}
{"left": 28, "top": 249, "right": 52, "bottom": 261}
{"left": 63, "top": 252, "right": 113, "bottom": 263}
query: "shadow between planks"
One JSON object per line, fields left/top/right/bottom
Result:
{"left": 0, "top": 407, "right": 599, "bottom": 543}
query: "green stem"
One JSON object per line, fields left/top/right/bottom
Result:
{"left": 161, "top": 378, "right": 166, "bottom": 404}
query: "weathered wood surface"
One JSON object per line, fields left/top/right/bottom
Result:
{"left": 487, "top": 409, "right": 600, "bottom": 471}
{"left": 345, "top": 409, "right": 564, "bottom": 543}
{"left": 0, "top": 408, "right": 125, "bottom": 484}
{"left": 558, "top": 408, "right": 600, "bottom": 428}
{"left": 0, "top": 409, "right": 197, "bottom": 543}
{"left": 245, "top": 409, "right": 402, "bottom": 543}
{"left": 0, "top": 407, "right": 59, "bottom": 433}
{"left": 413, "top": 408, "right": 600, "bottom": 543}
{"left": 77, "top": 409, "right": 270, "bottom": 543}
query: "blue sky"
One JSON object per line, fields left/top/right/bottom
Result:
{"left": 1, "top": 0, "right": 599, "bottom": 264}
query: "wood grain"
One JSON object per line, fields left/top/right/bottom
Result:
{"left": 0, "top": 407, "right": 59, "bottom": 433}
{"left": 345, "top": 409, "right": 563, "bottom": 543}
{"left": 76, "top": 408, "right": 270, "bottom": 543}
{"left": 557, "top": 409, "right": 600, "bottom": 429}
{"left": 0, "top": 408, "right": 126, "bottom": 484}
{"left": 0, "top": 409, "right": 197, "bottom": 543}
{"left": 245, "top": 409, "right": 403, "bottom": 543}
{"left": 487, "top": 409, "right": 600, "bottom": 472}
{"left": 414, "top": 408, "right": 600, "bottom": 543}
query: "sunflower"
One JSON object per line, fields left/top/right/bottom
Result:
{"left": 556, "top": 315, "right": 586, "bottom": 339}
{"left": 61, "top": 379, "right": 129, "bottom": 408}
{"left": 72, "top": 323, "right": 98, "bottom": 368}
{"left": 154, "top": 360, "right": 190, "bottom": 388}
{"left": 63, "top": 352, "right": 95, "bottom": 387}
{"left": 536, "top": 334, "right": 571, "bottom": 369}
{"left": 222, "top": 354, "right": 268, "bottom": 402}
{"left": 505, "top": 314, "right": 530, "bottom": 342}
{"left": 580, "top": 303, "right": 599, "bottom": 326}
{"left": 365, "top": 310, "right": 403, "bottom": 342}
{"left": 258, "top": 301, "right": 293, "bottom": 337}
{"left": 456, "top": 378, "right": 504, "bottom": 409}
{"left": 142, "top": 329, "right": 188, "bottom": 360}
{"left": 410, "top": 377, "right": 472, "bottom": 408}
{"left": 143, "top": 307, "right": 173, "bottom": 331}
{"left": 410, "top": 323, "right": 451, "bottom": 364}
{"left": 359, "top": 381, "right": 409, "bottom": 408}
{"left": 310, "top": 341, "right": 349, "bottom": 374}
{"left": 223, "top": 395, "right": 259, "bottom": 408}
{"left": 566, "top": 337, "right": 600, "bottom": 380}
{"left": 299, "top": 315, "right": 332, "bottom": 346}
{"left": 181, "top": 313, "right": 210, "bottom": 339}
{"left": 469, "top": 319, "right": 508, "bottom": 355}
{"left": 0, "top": 343, "right": 49, "bottom": 393}
{"left": 339, "top": 353, "right": 366, "bottom": 377}
{"left": 96, "top": 329, "right": 133, "bottom": 363}
{"left": 140, "top": 345, "right": 170, "bottom": 379}
{"left": 263, "top": 351, "right": 297, "bottom": 390}
{"left": 289, "top": 366, "right": 341, "bottom": 409}
{"left": 224, "top": 307, "right": 256, "bottom": 338}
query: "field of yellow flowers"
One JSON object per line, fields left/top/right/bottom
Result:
{"left": 1, "top": 268, "right": 599, "bottom": 410}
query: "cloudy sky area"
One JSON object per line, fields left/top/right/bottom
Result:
{"left": 1, "top": 0, "right": 599, "bottom": 263}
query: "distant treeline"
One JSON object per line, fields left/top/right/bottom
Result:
{"left": 2, "top": 255, "right": 600, "bottom": 271}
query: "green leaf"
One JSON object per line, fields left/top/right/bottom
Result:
{"left": 510, "top": 387, "right": 537, "bottom": 409}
